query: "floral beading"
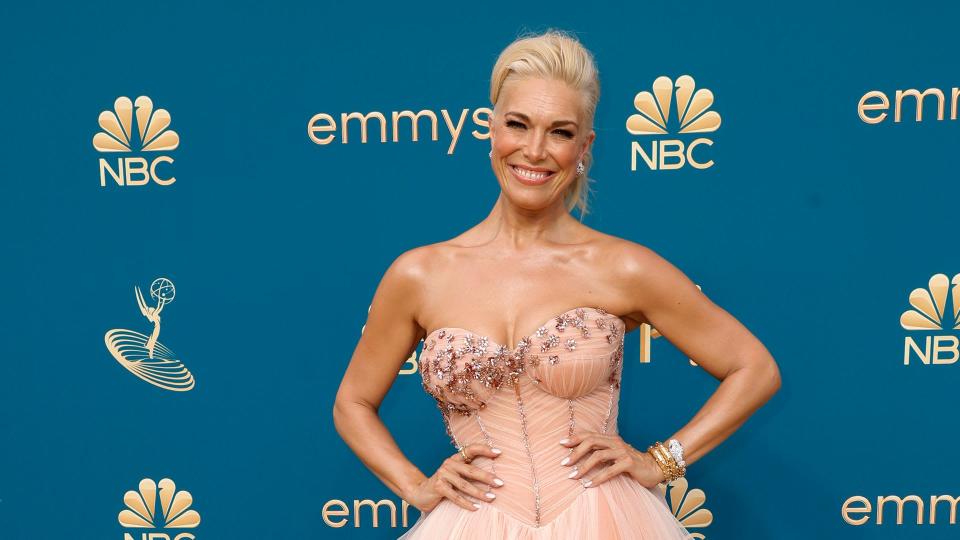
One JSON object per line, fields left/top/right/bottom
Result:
{"left": 419, "top": 307, "right": 625, "bottom": 417}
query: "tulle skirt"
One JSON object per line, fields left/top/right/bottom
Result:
{"left": 398, "top": 474, "right": 694, "bottom": 539}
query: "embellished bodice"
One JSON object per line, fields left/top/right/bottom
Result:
{"left": 420, "top": 307, "right": 625, "bottom": 411}
{"left": 417, "top": 306, "right": 627, "bottom": 527}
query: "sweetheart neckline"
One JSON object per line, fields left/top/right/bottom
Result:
{"left": 423, "top": 306, "right": 625, "bottom": 352}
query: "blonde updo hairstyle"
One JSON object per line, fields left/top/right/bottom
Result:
{"left": 490, "top": 29, "right": 600, "bottom": 217}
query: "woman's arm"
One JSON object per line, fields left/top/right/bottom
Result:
{"left": 619, "top": 242, "right": 781, "bottom": 465}
{"left": 333, "top": 248, "right": 430, "bottom": 500}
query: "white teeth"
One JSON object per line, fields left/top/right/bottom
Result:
{"left": 512, "top": 165, "right": 550, "bottom": 181}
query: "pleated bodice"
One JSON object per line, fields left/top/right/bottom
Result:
{"left": 418, "top": 306, "right": 626, "bottom": 526}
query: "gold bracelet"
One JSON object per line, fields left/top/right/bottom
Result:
{"left": 647, "top": 441, "right": 685, "bottom": 483}
{"left": 651, "top": 442, "right": 673, "bottom": 471}
{"left": 647, "top": 442, "right": 672, "bottom": 481}
{"left": 658, "top": 441, "right": 686, "bottom": 480}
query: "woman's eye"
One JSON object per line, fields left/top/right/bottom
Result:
{"left": 505, "top": 120, "right": 573, "bottom": 138}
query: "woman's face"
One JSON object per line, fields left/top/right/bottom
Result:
{"left": 490, "top": 77, "right": 595, "bottom": 210}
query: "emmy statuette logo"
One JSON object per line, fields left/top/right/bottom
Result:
{"left": 94, "top": 96, "right": 179, "bottom": 187}
{"left": 627, "top": 75, "right": 721, "bottom": 171}
{"left": 119, "top": 478, "right": 200, "bottom": 539}
{"left": 900, "top": 273, "right": 960, "bottom": 365}
{"left": 105, "top": 277, "right": 195, "bottom": 391}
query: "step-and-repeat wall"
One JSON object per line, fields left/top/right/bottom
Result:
{"left": 2, "top": 1, "right": 957, "bottom": 539}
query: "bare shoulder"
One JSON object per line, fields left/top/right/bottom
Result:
{"left": 375, "top": 241, "right": 456, "bottom": 326}
{"left": 383, "top": 243, "right": 433, "bottom": 283}
{"left": 589, "top": 232, "right": 700, "bottom": 317}
{"left": 384, "top": 239, "right": 460, "bottom": 281}
{"left": 576, "top": 228, "right": 666, "bottom": 276}
{"left": 378, "top": 243, "right": 442, "bottom": 310}
{"left": 599, "top": 234, "right": 672, "bottom": 279}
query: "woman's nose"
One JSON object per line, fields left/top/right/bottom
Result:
{"left": 522, "top": 131, "right": 548, "bottom": 162}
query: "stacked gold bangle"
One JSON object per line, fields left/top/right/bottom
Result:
{"left": 646, "top": 441, "right": 686, "bottom": 483}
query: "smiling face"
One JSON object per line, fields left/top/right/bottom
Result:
{"left": 490, "top": 77, "right": 595, "bottom": 211}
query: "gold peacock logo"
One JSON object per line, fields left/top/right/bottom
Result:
{"left": 900, "top": 274, "right": 960, "bottom": 365}
{"left": 900, "top": 273, "right": 960, "bottom": 330}
{"left": 627, "top": 75, "right": 721, "bottom": 135}
{"left": 93, "top": 96, "right": 180, "bottom": 152}
{"left": 119, "top": 478, "right": 201, "bottom": 529}
{"left": 660, "top": 477, "right": 713, "bottom": 539}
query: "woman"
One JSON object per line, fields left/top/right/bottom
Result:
{"left": 333, "top": 29, "right": 781, "bottom": 539}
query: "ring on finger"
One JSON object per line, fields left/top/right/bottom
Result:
{"left": 459, "top": 447, "right": 473, "bottom": 464}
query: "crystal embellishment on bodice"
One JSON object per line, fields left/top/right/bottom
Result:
{"left": 420, "top": 307, "right": 624, "bottom": 415}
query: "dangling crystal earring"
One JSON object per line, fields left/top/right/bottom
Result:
{"left": 576, "top": 161, "right": 585, "bottom": 177}
{"left": 489, "top": 150, "right": 493, "bottom": 158}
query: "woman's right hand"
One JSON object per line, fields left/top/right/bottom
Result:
{"left": 405, "top": 443, "right": 505, "bottom": 513}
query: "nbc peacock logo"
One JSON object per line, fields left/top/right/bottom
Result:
{"left": 900, "top": 273, "right": 960, "bottom": 365}
{"left": 105, "top": 277, "right": 195, "bottom": 391}
{"left": 119, "top": 478, "right": 200, "bottom": 540}
{"left": 627, "top": 75, "right": 721, "bottom": 171}
{"left": 659, "top": 477, "right": 713, "bottom": 539}
{"left": 93, "top": 96, "right": 179, "bottom": 187}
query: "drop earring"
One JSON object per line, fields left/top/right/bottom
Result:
{"left": 489, "top": 150, "right": 493, "bottom": 158}
{"left": 576, "top": 161, "right": 585, "bottom": 176}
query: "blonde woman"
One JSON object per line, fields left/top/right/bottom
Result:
{"left": 334, "top": 29, "right": 781, "bottom": 539}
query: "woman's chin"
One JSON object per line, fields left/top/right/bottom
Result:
{"left": 502, "top": 188, "right": 561, "bottom": 210}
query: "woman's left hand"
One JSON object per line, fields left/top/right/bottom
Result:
{"left": 559, "top": 431, "right": 666, "bottom": 489}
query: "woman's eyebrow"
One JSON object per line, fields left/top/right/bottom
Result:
{"left": 505, "top": 111, "right": 578, "bottom": 128}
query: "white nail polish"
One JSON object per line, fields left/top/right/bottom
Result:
{"left": 485, "top": 492, "right": 496, "bottom": 499}
{"left": 491, "top": 447, "right": 502, "bottom": 454}
{"left": 583, "top": 480, "right": 593, "bottom": 487}
{"left": 560, "top": 457, "right": 570, "bottom": 466}
{"left": 559, "top": 438, "right": 570, "bottom": 444}
{"left": 568, "top": 468, "right": 578, "bottom": 479}
{"left": 493, "top": 478, "right": 504, "bottom": 486}
{"left": 473, "top": 502, "right": 481, "bottom": 509}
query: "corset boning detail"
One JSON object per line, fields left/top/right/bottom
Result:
{"left": 418, "top": 307, "right": 627, "bottom": 527}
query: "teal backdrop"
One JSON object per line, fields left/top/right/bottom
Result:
{"left": 1, "top": 1, "right": 958, "bottom": 538}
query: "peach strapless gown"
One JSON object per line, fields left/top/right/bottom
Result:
{"left": 400, "top": 307, "right": 694, "bottom": 539}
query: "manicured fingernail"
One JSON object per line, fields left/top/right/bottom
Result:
{"left": 485, "top": 492, "right": 496, "bottom": 499}
{"left": 560, "top": 457, "right": 570, "bottom": 466}
{"left": 559, "top": 438, "right": 570, "bottom": 445}
{"left": 473, "top": 502, "right": 481, "bottom": 509}
{"left": 493, "top": 478, "right": 504, "bottom": 486}
{"left": 583, "top": 480, "right": 593, "bottom": 487}
{"left": 568, "top": 467, "right": 579, "bottom": 479}
{"left": 491, "top": 447, "right": 502, "bottom": 454}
